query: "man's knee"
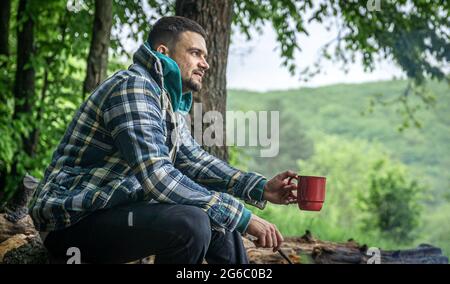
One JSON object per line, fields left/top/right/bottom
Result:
{"left": 172, "top": 206, "right": 211, "bottom": 252}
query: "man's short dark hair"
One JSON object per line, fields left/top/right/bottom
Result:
{"left": 147, "top": 16, "right": 207, "bottom": 49}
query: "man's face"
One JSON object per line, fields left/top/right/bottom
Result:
{"left": 169, "top": 31, "right": 209, "bottom": 93}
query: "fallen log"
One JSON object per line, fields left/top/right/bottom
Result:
{"left": 0, "top": 175, "right": 448, "bottom": 264}
{"left": 0, "top": 174, "right": 49, "bottom": 264}
{"left": 243, "top": 231, "right": 448, "bottom": 264}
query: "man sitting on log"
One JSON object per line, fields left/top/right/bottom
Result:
{"left": 29, "top": 16, "right": 297, "bottom": 264}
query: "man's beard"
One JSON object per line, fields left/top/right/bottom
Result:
{"left": 183, "top": 76, "right": 202, "bottom": 92}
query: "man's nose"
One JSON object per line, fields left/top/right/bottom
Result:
{"left": 199, "top": 57, "right": 209, "bottom": 71}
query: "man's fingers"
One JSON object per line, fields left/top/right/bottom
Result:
{"left": 258, "top": 233, "right": 266, "bottom": 248}
{"left": 277, "top": 170, "right": 297, "bottom": 181}
{"left": 274, "top": 228, "right": 284, "bottom": 252}
{"left": 271, "top": 227, "right": 277, "bottom": 249}
{"left": 282, "top": 190, "right": 297, "bottom": 202}
{"left": 284, "top": 198, "right": 297, "bottom": 205}
{"left": 283, "top": 184, "right": 297, "bottom": 190}
{"left": 265, "top": 229, "right": 273, "bottom": 248}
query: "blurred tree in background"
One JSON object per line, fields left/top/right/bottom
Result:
{"left": 359, "top": 162, "right": 422, "bottom": 243}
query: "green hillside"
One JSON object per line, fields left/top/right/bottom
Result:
{"left": 227, "top": 79, "right": 450, "bottom": 256}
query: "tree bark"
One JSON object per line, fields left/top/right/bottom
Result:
{"left": 3, "top": 0, "right": 37, "bottom": 202}
{"left": 0, "top": 0, "right": 11, "bottom": 56}
{"left": 13, "top": 0, "right": 36, "bottom": 151}
{"left": 83, "top": 0, "right": 113, "bottom": 96}
{"left": 176, "top": 0, "right": 234, "bottom": 161}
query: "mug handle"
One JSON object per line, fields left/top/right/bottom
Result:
{"left": 287, "top": 175, "right": 301, "bottom": 200}
{"left": 287, "top": 176, "right": 297, "bottom": 186}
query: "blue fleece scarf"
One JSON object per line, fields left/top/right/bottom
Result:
{"left": 151, "top": 47, "right": 193, "bottom": 114}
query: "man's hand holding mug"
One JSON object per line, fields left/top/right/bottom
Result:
{"left": 246, "top": 170, "right": 327, "bottom": 251}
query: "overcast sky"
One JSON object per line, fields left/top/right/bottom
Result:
{"left": 226, "top": 21, "right": 405, "bottom": 92}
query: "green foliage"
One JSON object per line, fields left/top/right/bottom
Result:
{"left": 236, "top": 133, "right": 424, "bottom": 251}
{"left": 0, "top": 55, "right": 16, "bottom": 174}
{"left": 359, "top": 161, "right": 422, "bottom": 243}
{"left": 4, "top": 0, "right": 91, "bottom": 193}
{"left": 337, "top": 0, "right": 449, "bottom": 84}
{"left": 418, "top": 204, "right": 450, "bottom": 257}
{"left": 233, "top": 0, "right": 449, "bottom": 85}
{"left": 0, "top": 0, "right": 150, "bottom": 200}
{"left": 228, "top": 145, "right": 250, "bottom": 173}
{"left": 228, "top": 80, "right": 448, "bottom": 255}
{"left": 0, "top": 0, "right": 197, "bottom": 201}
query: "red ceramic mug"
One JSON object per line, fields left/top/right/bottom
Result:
{"left": 287, "top": 175, "right": 326, "bottom": 211}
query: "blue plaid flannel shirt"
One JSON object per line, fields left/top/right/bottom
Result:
{"left": 29, "top": 42, "right": 267, "bottom": 233}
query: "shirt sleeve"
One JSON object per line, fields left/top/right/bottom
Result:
{"left": 102, "top": 76, "right": 251, "bottom": 232}
{"left": 174, "top": 113, "right": 267, "bottom": 210}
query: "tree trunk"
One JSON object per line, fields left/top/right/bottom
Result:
{"left": 176, "top": 0, "right": 234, "bottom": 161}
{"left": 0, "top": 0, "right": 11, "bottom": 56}
{"left": 27, "top": 67, "right": 49, "bottom": 159}
{"left": 83, "top": 0, "right": 113, "bottom": 96}
{"left": 3, "top": 0, "right": 37, "bottom": 203}
{"left": 13, "top": 0, "right": 36, "bottom": 151}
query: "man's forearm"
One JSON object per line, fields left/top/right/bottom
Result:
{"left": 175, "top": 115, "right": 268, "bottom": 208}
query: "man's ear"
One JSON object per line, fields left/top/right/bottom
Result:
{"left": 155, "top": 44, "right": 170, "bottom": 56}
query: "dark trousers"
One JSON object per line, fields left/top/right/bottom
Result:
{"left": 43, "top": 202, "right": 249, "bottom": 264}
